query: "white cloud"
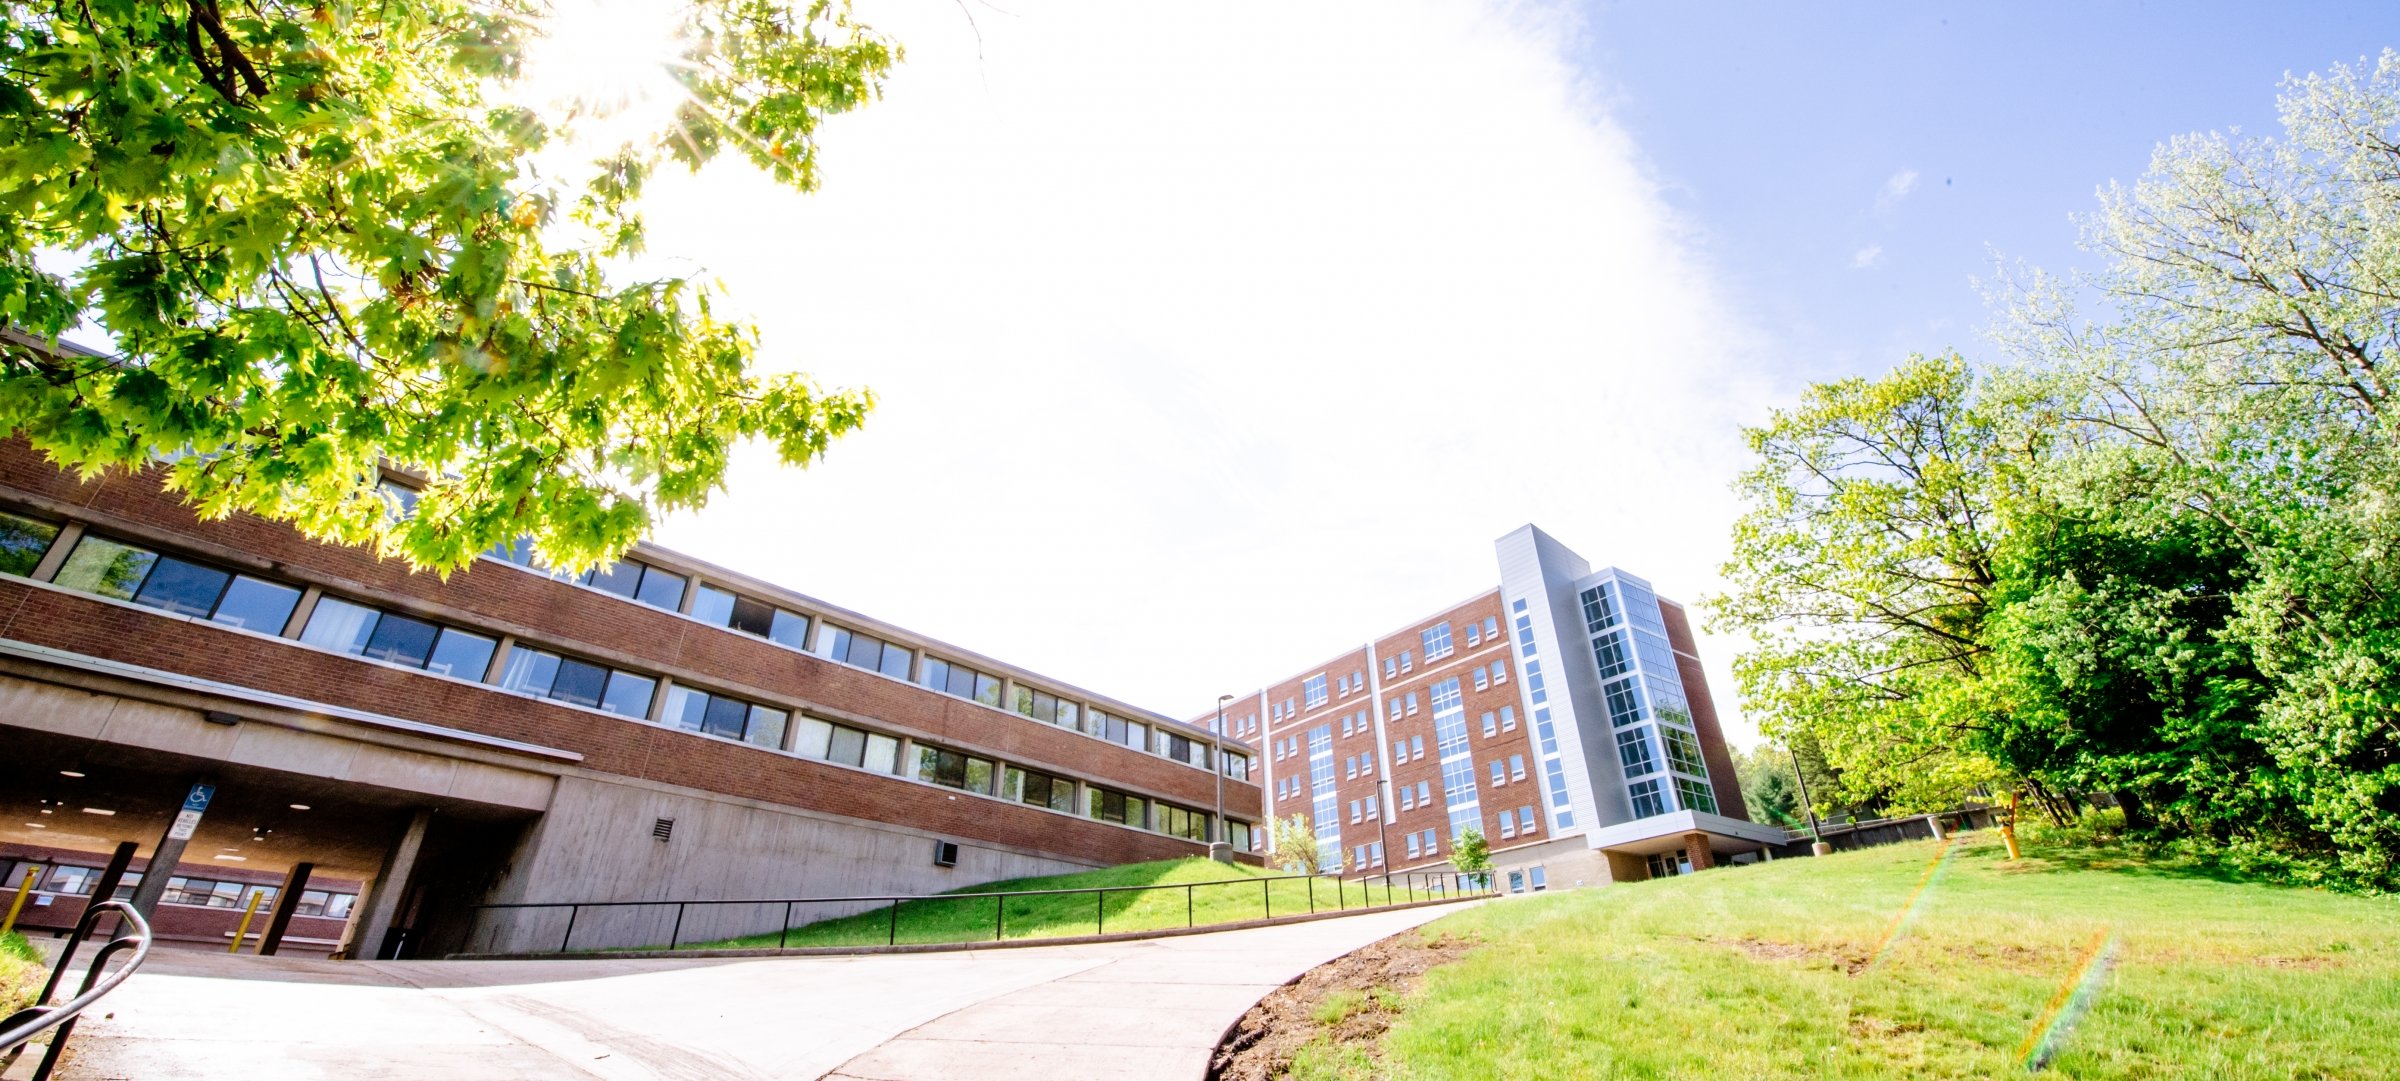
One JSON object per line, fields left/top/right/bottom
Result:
{"left": 1852, "top": 244, "right": 1885, "bottom": 269}
{"left": 1873, "top": 168, "right": 1920, "bottom": 214}
{"left": 633, "top": 1, "right": 1784, "bottom": 744}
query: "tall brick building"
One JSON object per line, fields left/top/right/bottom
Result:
{"left": 1215, "top": 525, "right": 1782, "bottom": 890}
{"left": 0, "top": 442, "right": 1258, "bottom": 956}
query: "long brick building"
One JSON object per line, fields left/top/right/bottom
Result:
{"left": 1211, "top": 525, "right": 1782, "bottom": 891}
{"left": 0, "top": 441, "right": 1259, "bottom": 956}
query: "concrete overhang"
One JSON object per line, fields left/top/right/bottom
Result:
{"left": 1586, "top": 810, "right": 1792, "bottom": 855}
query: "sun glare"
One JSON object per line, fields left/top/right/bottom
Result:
{"left": 514, "top": 0, "right": 697, "bottom": 153}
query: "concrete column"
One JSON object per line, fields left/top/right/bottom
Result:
{"left": 28, "top": 521, "right": 83, "bottom": 581}
{"left": 1682, "top": 831, "right": 1715, "bottom": 872}
{"left": 351, "top": 809, "right": 432, "bottom": 961}
{"left": 1926, "top": 813, "right": 1947, "bottom": 841}
{"left": 281, "top": 586, "right": 323, "bottom": 638}
{"left": 257, "top": 862, "right": 314, "bottom": 956}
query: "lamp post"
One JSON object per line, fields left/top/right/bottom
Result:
{"left": 1787, "top": 746, "right": 1831, "bottom": 857}
{"left": 1210, "top": 694, "right": 1235, "bottom": 863}
{"left": 1376, "top": 776, "right": 1394, "bottom": 891}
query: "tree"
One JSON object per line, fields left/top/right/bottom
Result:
{"left": 0, "top": 0, "right": 893, "bottom": 573}
{"left": 1450, "top": 827, "right": 1491, "bottom": 889}
{"left": 1269, "top": 813, "right": 1319, "bottom": 875}
{"left": 1732, "top": 743, "right": 1802, "bottom": 828}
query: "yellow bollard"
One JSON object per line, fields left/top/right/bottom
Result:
{"left": 230, "top": 888, "right": 269, "bottom": 954}
{"left": 2001, "top": 791, "right": 2024, "bottom": 861}
{"left": 2, "top": 868, "right": 38, "bottom": 937}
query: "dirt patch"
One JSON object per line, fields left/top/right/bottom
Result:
{"left": 1209, "top": 930, "right": 1478, "bottom": 1081}
{"left": 2255, "top": 954, "right": 2342, "bottom": 970}
{"left": 1722, "top": 935, "right": 1871, "bottom": 976}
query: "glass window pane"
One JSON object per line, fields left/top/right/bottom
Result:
{"left": 862, "top": 733, "right": 899, "bottom": 773}
{"left": 499, "top": 646, "right": 561, "bottom": 696}
{"left": 209, "top": 575, "right": 300, "bottom": 633}
{"left": 325, "top": 893, "right": 355, "bottom": 918}
{"left": 54, "top": 536, "right": 157, "bottom": 600}
{"left": 0, "top": 511, "right": 62, "bottom": 576}
{"left": 728, "top": 596, "right": 774, "bottom": 637}
{"left": 701, "top": 693, "right": 749, "bottom": 738}
{"left": 792, "top": 715, "right": 834, "bottom": 758}
{"left": 299, "top": 596, "right": 380, "bottom": 655}
{"left": 689, "top": 584, "right": 737, "bottom": 627}
{"left": 918, "top": 657, "right": 950, "bottom": 692}
{"left": 586, "top": 562, "right": 643, "bottom": 599}
{"left": 769, "top": 610, "right": 809, "bottom": 649}
{"left": 426, "top": 629, "right": 497, "bottom": 680}
{"left": 844, "top": 633, "right": 882, "bottom": 670}
{"left": 634, "top": 567, "right": 686, "bottom": 610}
{"left": 965, "top": 756, "right": 993, "bottom": 794}
{"left": 600, "top": 672, "right": 656, "bottom": 718}
{"left": 828, "top": 725, "right": 867, "bottom": 767}
{"left": 974, "top": 673, "right": 1002, "bottom": 708}
{"left": 1001, "top": 766, "right": 1027, "bottom": 803}
{"left": 661, "top": 685, "right": 706, "bottom": 731}
{"left": 361, "top": 611, "right": 440, "bottom": 667}
{"left": 746, "top": 706, "right": 787, "bottom": 749}
{"left": 548, "top": 658, "right": 608, "bottom": 707}
{"left": 130, "top": 555, "right": 230, "bottom": 617}
{"left": 878, "top": 643, "right": 912, "bottom": 680}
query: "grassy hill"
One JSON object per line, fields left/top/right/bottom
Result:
{"left": 1289, "top": 829, "right": 2399, "bottom": 1080}
{"left": 696, "top": 858, "right": 1445, "bottom": 949}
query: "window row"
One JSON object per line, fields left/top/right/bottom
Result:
{"left": 1486, "top": 754, "right": 1527, "bottom": 786}
{"left": 1478, "top": 707, "right": 1518, "bottom": 737}
{"left": 1495, "top": 804, "right": 1536, "bottom": 840}
{"left": 1470, "top": 660, "right": 1509, "bottom": 692}
{"left": 1421, "top": 621, "right": 1453, "bottom": 660}
{"left": 1303, "top": 673, "right": 1328, "bottom": 708}
{"left": 1346, "top": 795, "right": 1381, "bottom": 823}
{"left": 1382, "top": 649, "right": 1414, "bottom": 678}
{"left": 1397, "top": 779, "right": 1432, "bottom": 811}
{"left": 1404, "top": 828, "right": 1440, "bottom": 860}
{"left": 1462, "top": 615, "right": 1499, "bottom": 648}
{"left": 1391, "top": 734, "right": 1426, "bottom": 765}
{"left": 1343, "top": 750, "right": 1376, "bottom": 779}
{"left": 1384, "top": 691, "right": 1420, "bottom": 720}
{"left": 1347, "top": 841, "right": 1385, "bottom": 869}
{"left": 1334, "top": 671, "right": 1365, "bottom": 697}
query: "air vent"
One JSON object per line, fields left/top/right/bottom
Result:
{"left": 652, "top": 817, "right": 675, "bottom": 843}
{"left": 932, "top": 840, "right": 959, "bottom": 867}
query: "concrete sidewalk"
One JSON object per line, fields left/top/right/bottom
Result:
{"left": 50, "top": 902, "right": 1472, "bottom": 1081}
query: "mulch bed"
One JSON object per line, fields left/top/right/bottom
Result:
{"left": 1209, "top": 929, "right": 1478, "bottom": 1081}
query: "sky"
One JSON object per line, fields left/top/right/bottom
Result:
{"left": 591, "top": 0, "right": 2400, "bottom": 747}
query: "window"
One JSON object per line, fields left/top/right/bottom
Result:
{"left": 1410, "top": 735, "right": 1424, "bottom": 760}
{"left": 1344, "top": 755, "right": 1357, "bottom": 779}
{"left": 1422, "top": 622, "right": 1453, "bottom": 660}
{"left": 1365, "top": 795, "right": 1379, "bottom": 819}
{"left": 1518, "top": 806, "right": 1536, "bottom": 835}
{"left": 688, "top": 584, "right": 810, "bottom": 648}
{"left": 1158, "top": 803, "right": 1210, "bottom": 842}
{"left": 1629, "top": 778, "right": 1669, "bottom": 817}
{"left": 1662, "top": 725, "right": 1708, "bottom": 777}
{"left": 1674, "top": 776, "right": 1720, "bottom": 814}
{"left": 1405, "top": 833, "right": 1421, "bottom": 859}
{"left": 1399, "top": 650, "right": 1413, "bottom": 672}
{"left": 1359, "top": 751, "right": 1373, "bottom": 777}
{"left": 917, "top": 656, "right": 1005, "bottom": 708}
{"left": 41, "top": 865, "right": 101, "bottom": 896}
{"left": 1340, "top": 713, "right": 1353, "bottom": 737}
{"left": 1348, "top": 799, "right": 1361, "bottom": 823}
{"left": 300, "top": 596, "right": 497, "bottom": 679}
{"left": 1499, "top": 814, "right": 1515, "bottom": 839}
{"left": 1466, "top": 622, "right": 1482, "bottom": 648}
{"left": 1490, "top": 661, "right": 1508, "bottom": 684}
{"left": 1419, "top": 829, "right": 1438, "bottom": 857}
{"left": 1303, "top": 673, "right": 1328, "bottom": 708}
{"left": 1405, "top": 692, "right": 1420, "bottom": 715}
{"left": 159, "top": 877, "right": 269, "bottom": 909}
{"left": 1489, "top": 760, "right": 1505, "bottom": 786}
{"left": 1002, "top": 766, "right": 1078, "bottom": 813}
{"left": 1015, "top": 685, "right": 1081, "bottom": 729}
{"left": 1229, "top": 820, "right": 1255, "bottom": 853}
{"left": 1086, "top": 785, "right": 1149, "bottom": 828}
{"left": 1093, "top": 710, "right": 1149, "bottom": 753}
{"left": 1473, "top": 667, "right": 1489, "bottom": 691}
{"left": 1511, "top": 754, "right": 1526, "bottom": 781}
{"left": 1617, "top": 728, "right": 1659, "bottom": 776}
{"left": 1220, "top": 750, "right": 1251, "bottom": 781}
{"left": 1483, "top": 616, "right": 1499, "bottom": 642}
{"left": 1591, "top": 629, "right": 1632, "bottom": 680}
{"left": 1386, "top": 698, "right": 1402, "bottom": 721}
{"left": 0, "top": 510, "right": 61, "bottom": 576}
{"left": 1416, "top": 780, "right": 1431, "bottom": 806}
{"left": 1383, "top": 656, "right": 1398, "bottom": 679}
{"left": 916, "top": 745, "right": 995, "bottom": 793}
{"left": 1604, "top": 677, "right": 1646, "bottom": 727}
{"left": 1500, "top": 706, "right": 1518, "bottom": 732}
{"left": 52, "top": 535, "right": 302, "bottom": 632}
{"left": 662, "top": 685, "right": 788, "bottom": 749}
{"left": 295, "top": 890, "right": 358, "bottom": 919}
{"left": 1155, "top": 728, "right": 1207, "bottom": 768}
{"left": 789, "top": 715, "right": 901, "bottom": 773}
{"left": 582, "top": 559, "right": 687, "bottom": 611}
{"left": 1400, "top": 785, "right": 1416, "bottom": 811}
{"left": 499, "top": 645, "right": 656, "bottom": 717}
{"left": 1481, "top": 711, "right": 1497, "bottom": 737}
{"left": 815, "top": 624, "right": 914, "bottom": 681}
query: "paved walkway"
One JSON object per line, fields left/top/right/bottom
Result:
{"left": 47, "top": 903, "right": 1471, "bottom": 1081}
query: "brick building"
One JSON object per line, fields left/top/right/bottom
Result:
{"left": 0, "top": 441, "right": 1259, "bottom": 956}
{"left": 1215, "top": 525, "right": 1782, "bottom": 891}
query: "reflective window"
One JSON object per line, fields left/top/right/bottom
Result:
{"left": 1085, "top": 785, "right": 1149, "bottom": 828}
{"left": 1157, "top": 803, "right": 1209, "bottom": 842}
{"left": 919, "top": 656, "right": 1004, "bottom": 706}
{"left": 663, "top": 685, "right": 787, "bottom": 749}
{"left": 500, "top": 645, "right": 655, "bottom": 717}
{"left": 1421, "top": 621, "right": 1453, "bottom": 660}
{"left": 0, "top": 510, "right": 62, "bottom": 576}
{"left": 916, "top": 745, "right": 994, "bottom": 793}
{"left": 1616, "top": 727, "right": 1658, "bottom": 777}
{"left": 1002, "top": 765, "right": 1078, "bottom": 812}
{"left": 1015, "top": 685, "right": 1080, "bottom": 729}
{"left": 54, "top": 535, "right": 299, "bottom": 632}
{"left": 581, "top": 559, "right": 687, "bottom": 611}
{"left": 790, "top": 715, "right": 901, "bottom": 772}
{"left": 1674, "top": 776, "right": 1720, "bottom": 815}
{"left": 1629, "top": 778, "right": 1669, "bottom": 817}
{"left": 1303, "top": 673, "right": 1328, "bottom": 708}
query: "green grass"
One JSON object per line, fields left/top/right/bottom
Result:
{"left": 1, "top": 930, "right": 43, "bottom": 1017}
{"left": 690, "top": 858, "right": 1445, "bottom": 950}
{"left": 1290, "top": 828, "right": 2400, "bottom": 1080}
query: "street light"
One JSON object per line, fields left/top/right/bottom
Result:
{"left": 1211, "top": 694, "right": 1234, "bottom": 863}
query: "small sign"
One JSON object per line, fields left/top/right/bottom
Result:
{"left": 168, "top": 808, "right": 205, "bottom": 841}
{"left": 183, "top": 784, "right": 217, "bottom": 813}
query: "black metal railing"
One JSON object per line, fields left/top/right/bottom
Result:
{"left": 469, "top": 870, "right": 1495, "bottom": 956}
{"left": 1, "top": 900, "right": 154, "bottom": 1081}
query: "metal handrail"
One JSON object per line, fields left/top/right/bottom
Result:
{"left": 472, "top": 868, "right": 1496, "bottom": 955}
{"left": 0, "top": 900, "right": 154, "bottom": 1081}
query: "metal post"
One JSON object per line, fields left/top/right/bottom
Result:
{"left": 1096, "top": 891, "right": 1104, "bottom": 935}
{"left": 780, "top": 902, "right": 792, "bottom": 950}
{"left": 256, "top": 861, "right": 313, "bottom": 956}
{"left": 669, "top": 903, "right": 685, "bottom": 950}
{"left": 561, "top": 905, "right": 578, "bottom": 954}
{"left": 1336, "top": 875, "right": 1344, "bottom": 910}
{"left": 995, "top": 894, "right": 1004, "bottom": 941}
{"left": 2, "top": 868, "right": 36, "bottom": 936}
{"left": 1788, "top": 746, "right": 1827, "bottom": 853}
{"left": 1307, "top": 874, "right": 1315, "bottom": 914}
{"left": 1211, "top": 694, "right": 1233, "bottom": 861}
{"left": 228, "top": 889, "right": 267, "bottom": 954}
{"left": 1187, "top": 884, "right": 1194, "bottom": 928}
{"left": 890, "top": 899, "right": 901, "bottom": 945}
{"left": 1261, "top": 878, "right": 1270, "bottom": 919}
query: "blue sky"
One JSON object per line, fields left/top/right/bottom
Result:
{"left": 601, "top": 1, "right": 2400, "bottom": 743}
{"left": 1580, "top": 3, "right": 2399, "bottom": 382}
